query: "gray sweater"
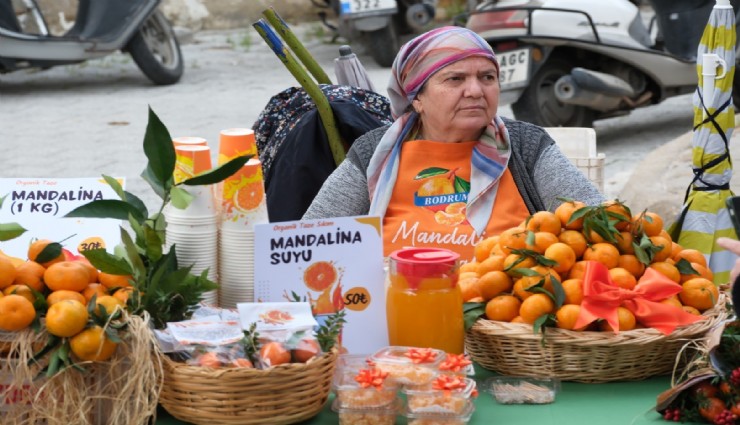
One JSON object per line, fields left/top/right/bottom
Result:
{"left": 303, "top": 117, "right": 604, "bottom": 220}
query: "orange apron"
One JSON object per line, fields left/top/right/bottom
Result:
{"left": 382, "top": 140, "right": 529, "bottom": 262}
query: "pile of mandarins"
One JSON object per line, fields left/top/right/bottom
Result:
{"left": 460, "top": 200, "right": 720, "bottom": 331}
{"left": 0, "top": 239, "right": 134, "bottom": 361}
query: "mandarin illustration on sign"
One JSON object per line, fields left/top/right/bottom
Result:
{"left": 302, "top": 260, "right": 344, "bottom": 316}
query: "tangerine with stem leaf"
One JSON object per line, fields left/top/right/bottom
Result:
{"left": 27, "top": 239, "right": 65, "bottom": 268}
{"left": 70, "top": 325, "right": 118, "bottom": 362}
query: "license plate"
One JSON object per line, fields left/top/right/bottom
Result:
{"left": 340, "top": 0, "right": 397, "bottom": 15}
{"left": 498, "top": 48, "right": 531, "bottom": 89}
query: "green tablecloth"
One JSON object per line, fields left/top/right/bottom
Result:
{"left": 154, "top": 366, "right": 698, "bottom": 425}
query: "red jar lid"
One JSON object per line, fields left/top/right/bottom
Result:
{"left": 390, "top": 248, "right": 459, "bottom": 289}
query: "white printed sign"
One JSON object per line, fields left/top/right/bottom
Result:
{"left": 254, "top": 216, "right": 387, "bottom": 354}
{"left": 0, "top": 177, "right": 123, "bottom": 260}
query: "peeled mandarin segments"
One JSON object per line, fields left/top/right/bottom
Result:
{"left": 218, "top": 128, "right": 257, "bottom": 166}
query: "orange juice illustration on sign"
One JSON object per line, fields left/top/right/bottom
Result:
{"left": 302, "top": 260, "right": 344, "bottom": 315}
{"left": 414, "top": 167, "right": 469, "bottom": 226}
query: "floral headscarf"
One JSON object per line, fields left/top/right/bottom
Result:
{"left": 367, "top": 26, "right": 511, "bottom": 235}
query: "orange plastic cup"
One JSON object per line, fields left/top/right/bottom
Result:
{"left": 218, "top": 128, "right": 257, "bottom": 166}
{"left": 221, "top": 158, "right": 266, "bottom": 220}
{"left": 174, "top": 145, "right": 212, "bottom": 183}
{"left": 173, "top": 136, "right": 208, "bottom": 147}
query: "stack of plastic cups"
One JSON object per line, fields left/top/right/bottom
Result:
{"left": 218, "top": 152, "right": 268, "bottom": 308}
{"left": 217, "top": 128, "right": 257, "bottom": 166}
{"left": 215, "top": 128, "right": 258, "bottom": 224}
{"left": 164, "top": 144, "right": 219, "bottom": 305}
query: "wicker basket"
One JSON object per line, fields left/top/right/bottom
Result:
{"left": 159, "top": 348, "right": 338, "bottom": 425}
{"left": 0, "top": 331, "right": 12, "bottom": 355}
{"left": 466, "top": 294, "right": 728, "bottom": 383}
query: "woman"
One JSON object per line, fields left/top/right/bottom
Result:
{"left": 303, "top": 26, "right": 604, "bottom": 261}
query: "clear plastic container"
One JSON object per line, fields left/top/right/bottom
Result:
{"left": 335, "top": 354, "right": 375, "bottom": 373}
{"left": 485, "top": 376, "right": 560, "bottom": 404}
{"left": 369, "top": 346, "right": 445, "bottom": 386}
{"left": 331, "top": 397, "right": 401, "bottom": 425}
{"left": 332, "top": 368, "right": 399, "bottom": 408}
{"left": 403, "top": 377, "right": 477, "bottom": 414}
{"left": 403, "top": 399, "right": 475, "bottom": 425}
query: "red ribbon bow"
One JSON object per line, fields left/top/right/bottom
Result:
{"left": 573, "top": 261, "right": 705, "bottom": 335}
{"left": 404, "top": 347, "right": 438, "bottom": 364}
{"left": 431, "top": 375, "right": 478, "bottom": 398}
{"left": 439, "top": 353, "right": 472, "bottom": 372}
{"left": 354, "top": 368, "right": 389, "bottom": 390}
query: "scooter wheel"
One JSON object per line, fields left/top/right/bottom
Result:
{"left": 363, "top": 24, "right": 399, "bottom": 68}
{"left": 126, "top": 10, "right": 183, "bottom": 85}
{"left": 512, "top": 58, "right": 595, "bottom": 128}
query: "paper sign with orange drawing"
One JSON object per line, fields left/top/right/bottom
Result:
{"left": 253, "top": 216, "right": 387, "bottom": 353}
{"left": 0, "top": 177, "right": 123, "bottom": 260}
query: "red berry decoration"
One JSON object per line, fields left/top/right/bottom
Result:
{"left": 662, "top": 407, "right": 681, "bottom": 422}
{"left": 730, "top": 367, "right": 740, "bottom": 387}
{"left": 713, "top": 409, "right": 737, "bottom": 425}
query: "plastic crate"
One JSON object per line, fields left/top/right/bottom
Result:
{"left": 570, "top": 154, "right": 605, "bottom": 193}
{"left": 544, "top": 127, "right": 605, "bottom": 193}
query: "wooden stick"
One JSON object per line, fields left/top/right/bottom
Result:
{"left": 253, "top": 19, "right": 346, "bottom": 166}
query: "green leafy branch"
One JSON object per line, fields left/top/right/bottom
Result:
{"left": 241, "top": 322, "right": 260, "bottom": 362}
{"left": 316, "top": 309, "right": 346, "bottom": 352}
{"left": 61, "top": 107, "right": 251, "bottom": 329}
{"left": 463, "top": 301, "right": 486, "bottom": 331}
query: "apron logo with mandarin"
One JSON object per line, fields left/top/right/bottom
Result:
{"left": 413, "top": 167, "right": 470, "bottom": 226}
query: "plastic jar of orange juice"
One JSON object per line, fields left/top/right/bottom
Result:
{"left": 386, "top": 247, "right": 463, "bottom": 354}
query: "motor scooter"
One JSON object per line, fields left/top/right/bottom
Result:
{"left": 465, "top": 0, "right": 740, "bottom": 127}
{"left": 0, "top": 0, "right": 183, "bottom": 85}
{"left": 314, "top": 0, "right": 437, "bottom": 67}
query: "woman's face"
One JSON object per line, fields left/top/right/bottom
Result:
{"left": 412, "top": 56, "right": 499, "bottom": 142}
